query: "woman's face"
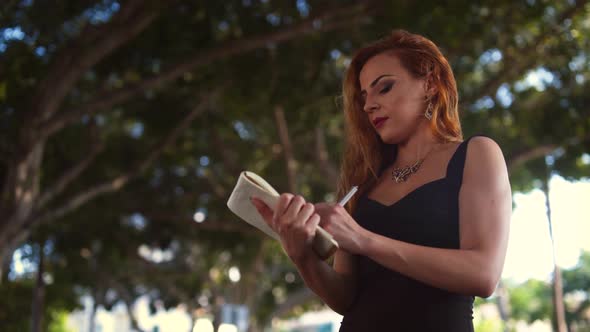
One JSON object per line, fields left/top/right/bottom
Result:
{"left": 358, "top": 52, "right": 429, "bottom": 144}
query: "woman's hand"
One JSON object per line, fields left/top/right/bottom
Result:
{"left": 313, "top": 203, "right": 370, "bottom": 255}
{"left": 251, "top": 194, "right": 320, "bottom": 264}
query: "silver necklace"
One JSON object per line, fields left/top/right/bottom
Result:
{"left": 391, "top": 144, "right": 437, "bottom": 183}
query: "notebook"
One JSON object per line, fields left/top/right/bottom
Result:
{"left": 227, "top": 171, "right": 339, "bottom": 260}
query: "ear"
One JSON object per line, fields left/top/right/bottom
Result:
{"left": 423, "top": 75, "right": 437, "bottom": 100}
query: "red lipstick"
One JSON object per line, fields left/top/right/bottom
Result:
{"left": 372, "top": 117, "right": 388, "bottom": 128}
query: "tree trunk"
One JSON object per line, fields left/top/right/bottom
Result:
{"left": 31, "top": 242, "right": 45, "bottom": 332}
{"left": 212, "top": 303, "right": 222, "bottom": 332}
{"left": 0, "top": 249, "right": 12, "bottom": 284}
{"left": 89, "top": 296, "right": 98, "bottom": 332}
{"left": 552, "top": 264, "right": 567, "bottom": 332}
{"left": 0, "top": 140, "right": 46, "bottom": 274}
{"left": 494, "top": 280, "right": 511, "bottom": 332}
{"left": 125, "top": 300, "right": 144, "bottom": 332}
{"left": 542, "top": 171, "right": 567, "bottom": 332}
{"left": 187, "top": 306, "right": 196, "bottom": 332}
{"left": 274, "top": 105, "right": 297, "bottom": 193}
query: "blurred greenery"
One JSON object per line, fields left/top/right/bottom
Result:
{"left": 473, "top": 252, "right": 590, "bottom": 331}
{"left": 0, "top": 0, "right": 589, "bottom": 331}
{"left": 48, "top": 310, "right": 75, "bottom": 332}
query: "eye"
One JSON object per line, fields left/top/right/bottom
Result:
{"left": 380, "top": 82, "right": 394, "bottom": 94}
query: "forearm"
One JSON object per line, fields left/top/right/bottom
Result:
{"left": 293, "top": 256, "right": 356, "bottom": 314}
{"left": 361, "top": 232, "right": 498, "bottom": 297}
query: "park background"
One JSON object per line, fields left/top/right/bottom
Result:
{"left": 0, "top": 0, "right": 589, "bottom": 331}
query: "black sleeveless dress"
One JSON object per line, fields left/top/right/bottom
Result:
{"left": 339, "top": 137, "right": 480, "bottom": 332}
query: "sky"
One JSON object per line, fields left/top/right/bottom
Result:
{"left": 501, "top": 175, "right": 590, "bottom": 283}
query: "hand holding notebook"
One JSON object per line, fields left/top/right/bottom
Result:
{"left": 227, "top": 171, "right": 352, "bottom": 260}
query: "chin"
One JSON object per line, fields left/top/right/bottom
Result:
{"left": 378, "top": 129, "right": 404, "bottom": 145}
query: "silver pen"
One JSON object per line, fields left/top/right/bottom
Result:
{"left": 338, "top": 186, "right": 359, "bottom": 206}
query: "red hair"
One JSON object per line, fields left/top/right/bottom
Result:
{"left": 337, "top": 30, "right": 462, "bottom": 213}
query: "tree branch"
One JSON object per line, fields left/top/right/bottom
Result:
{"left": 507, "top": 144, "right": 557, "bottom": 172}
{"left": 37, "top": 140, "right": 105, "bottom": 209}
{"left": 314, "top": 127, "right": 339, "bottom": 190}
{"left": 506, "top": 134, "right": 590, "bottom": 172}
{"left": 31, "top": 94, "right": 212, "bottom": 227}
{"left": 211, "top": 129, "right": 240, "bottom": 175}
{"left": 202, "top": 168, "right": 228, "bottom": 199}
{"left": 274, "top": 106, "right": 297, "bottom": 193}
{"left": 31, "top": 0, "right": 158, "bottom": 125}
{"left": 39, "top": 3, "right": 371, "bottom": 140}
{"left": 10, "top": 143, "right": 43, "bottom": 223}
{"left": 1, "top": 2, "right": 159, "bottom": 250}
{"left": 460, "top": 0, "right": 588, "bottom": 108}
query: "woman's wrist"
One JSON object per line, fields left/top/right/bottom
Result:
{"left": 356, "top": 228, "right": 374, "bottom": 256}
{"left": 292, "top": 250, "right": 320, "bottom": 270}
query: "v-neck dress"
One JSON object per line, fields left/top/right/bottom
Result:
{"left": 339, "top": 136, "right": 481, "bottom": 332}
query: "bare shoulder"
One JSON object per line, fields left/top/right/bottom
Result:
{"left": 466, "top": 137, "right": 505, "bottom": 169}
{"left": 463, "top": 136, "right": 509, "bottom": 188}
{"left": 467, "top": 136, "right": 503, "bottom": 158}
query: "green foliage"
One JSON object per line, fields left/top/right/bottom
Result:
{"left": 474, "top": 317, "right": 505, "bottom": 332}
{"left": 0, "top": 279, "right": 33, "bottom": 332}
{"left": 508, "top": 279, "right": 552, "bottom": 323}
{"left": 500, "top": 252, "right": 590, "bottom": 329}
{"left": 563, "top": 252, "right": 590, "bottom": 329}
{"left": 0, "top": 276, "right": 79, "bottom": 332}
{"left": 48, "top": 310, "right": 74, "bottom": 332}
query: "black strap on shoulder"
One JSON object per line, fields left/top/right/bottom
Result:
{"left": 446, "top": 135, "right": 490, "bottom": 187}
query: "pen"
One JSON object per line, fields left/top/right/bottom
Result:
{"left": 338, "top": 186, "right": 359, "bottom": 206}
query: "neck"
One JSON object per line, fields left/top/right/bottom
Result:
{"left": 394, "top": 124, "right": 439, "bottom": 166}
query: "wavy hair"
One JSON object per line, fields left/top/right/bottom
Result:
{"left": 337, "top": 30, "right": 462, "bottom": 213}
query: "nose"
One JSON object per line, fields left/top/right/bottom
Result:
{"left": 363, "top": 100, "right": 380, "bottom": 113}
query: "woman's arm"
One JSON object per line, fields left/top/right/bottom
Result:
{"left": 293, "top": 249, "right": 357, "bottom": 314}
{"left": 318, "top": 137, "right": 511, "bottom": 297}
{"left": 251, "top": 194, "right": 357, "bottom": 314}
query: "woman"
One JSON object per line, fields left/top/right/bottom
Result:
{"left": 251, "top": 30, "right": 511, "bottom": 331}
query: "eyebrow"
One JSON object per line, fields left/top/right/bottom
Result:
{"left": 361, "top": 74, "right": 395, "bottom": 95}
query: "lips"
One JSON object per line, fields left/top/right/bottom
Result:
{"left": 372, "top": 117, "right": 388, "bottom": 128}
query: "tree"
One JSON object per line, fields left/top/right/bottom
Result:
{"left": 500, "top": 252, "right": 590, "bottom": 331}
{"left": 563, "top": 252, "right": 590, "bottom": 331}
{"left": 0, "top": 0, "right": 373, "bottom": 272}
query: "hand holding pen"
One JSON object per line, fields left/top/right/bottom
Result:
{"left": 314, "top": 185, "right": 369, "bottom": 255}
